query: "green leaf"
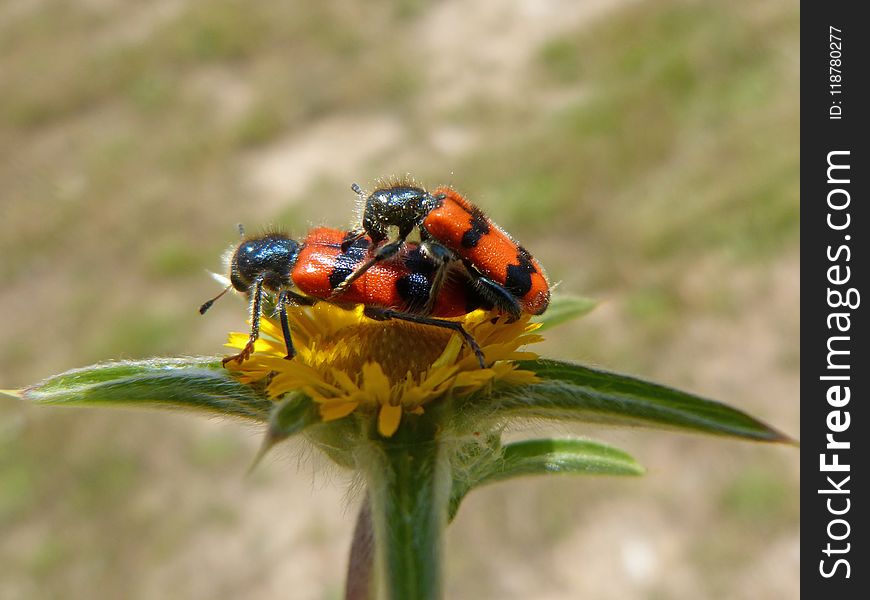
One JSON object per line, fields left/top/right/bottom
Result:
{"left": 532, "top": 295, "right": 597, "bottom": 332}
{"left": 269, "top": 392, "right": 320, "bottom": 438}
{"left": 450, "top": 438, "right": 643, "bottom": 519}
{"left": 249, "top": 392, "right": 320, "bottom": 470}
{"left": 499, "top": 359, "right": 792, "bottom": 443}
{"left": 19, "top": 357, "right": 273, "bottom": 421}
{"left": 485, "top": 438, "right": 644, "bottom": 481}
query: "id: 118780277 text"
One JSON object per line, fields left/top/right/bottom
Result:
{"left": 829, "top": 26, "right": 843, "bottom": 119}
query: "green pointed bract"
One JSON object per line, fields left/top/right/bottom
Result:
{"left": 532, "top": 295, "right": 597, "bottom": 332}
{"left": 269, "top": 392, "right": 320, "bottom": 439}
{"left": 499, "top": 359, "right": 792, "bottom": 443}
{"left": 483, "top": 438, "right": 645, "bottom": 480}
{"left": 450, "top": 438, "right": 644, "bottom": 519}
{"left": 249, "top": 393, "right": 320, "bottom": 471}
{"left": 19, "top": 357, "right": 273, "bottom": 421}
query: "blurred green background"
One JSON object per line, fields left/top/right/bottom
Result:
{"left": 0, "top": 0, "right": 798, "bottom": 598}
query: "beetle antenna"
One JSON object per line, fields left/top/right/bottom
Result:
{"left": 237, "top": 223, "right": 246, "bottom": 237}
{"left": 199, "top": 285, "right": 232, "bottom": 315}
{"left": 350, "top": 183, "right": 364, "bottom": 198}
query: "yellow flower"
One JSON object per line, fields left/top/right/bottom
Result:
{"left": 225, "top": 303, "right": 542, "bottom": 437}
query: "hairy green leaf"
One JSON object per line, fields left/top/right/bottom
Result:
{"left": 249, "top": 392, "right": 321, "bottom": 470}
{"left": 499, "top": 359, "right": 792, "bottom": 442}
{"left": 485, "top": 438, "right": 644, "bottom": 480}
{"left": 450, "top": 438, "right": 643, "bottom": 519}
{"left": 270, "top": 392, "right": 320, "bottom": 438}
{"left": 18, "top": 358, "right": 272, "bottom": 421}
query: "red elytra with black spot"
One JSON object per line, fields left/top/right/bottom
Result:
{"left": 291, "top": 227, "right": 483, "bottom": 317}
{"left": 422, "top": 187, "right": 550, "bottom": 315}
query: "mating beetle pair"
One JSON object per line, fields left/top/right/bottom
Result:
{"left": 200, "top": 181, "right": 550, "bottom": 368}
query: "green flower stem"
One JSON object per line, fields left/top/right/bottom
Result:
{"left": 363, "top": 418, "right": 449, "bottom": 600}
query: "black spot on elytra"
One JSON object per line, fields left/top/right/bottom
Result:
{"left": 394, "top": 246, "right": 437, "bottom": 312}
{"left": 402, "top": 246, "right": 437, "bottom": 276}
{"left": 396, "top": 273, "right": 432, "bottom": 312}
{"left": 460, "top": 208, "right": 490, "bottom": 248}
{"left": 503, "top": 246, "right": 537, "bottom": 299}
{"left": 328, "top": 238, "right": 370, "bottom": 290}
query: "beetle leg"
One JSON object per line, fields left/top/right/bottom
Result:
{"left": 340, "top": 228, "right": 368, "bottom": 252}
{"left": 419, "top": 241, "right": 454, "bottom": 313}
{"left": 363, "top": 306, "right": 486, "bottom": 369}
{"left": 282, "top": 289, "right": 317, "bottom": 307}
{"left": 276, "top": 292, "right": 296, "bottom": 360}
{"left": 465, "top": 270, "right": 523, "bottom": 322}
{"left": 223, "top": 276, "right": 265, "bottom": 366}
{"left": 275, "top": 290, "right": 319, "bottom": 359}
{"left": 329, "top": 240, "right": 404, "bottom": 298}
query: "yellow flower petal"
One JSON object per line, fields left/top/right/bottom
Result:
{"left": 330, "top": 368, "right": 362, "bottom": 395}
{"left": 501, "top": 369, "right": 540, "bottom": 386}
{"left": 361, "top": 362, "right": 392, "bottom": 406}
{"left": 320, "top": 401, "right": 360, "bottom": 422}
{"left": 431, "top": 334, "right": 464, "bottom": 368}
{"left": 378, "top": 403, "right": 403, "bottom": 437}
{"left": 452, "top": 369, "right": 496, "bottom": 389}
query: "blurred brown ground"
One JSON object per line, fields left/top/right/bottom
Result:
{"left": 0, "top": 0, "right": 798, "bottom": 598}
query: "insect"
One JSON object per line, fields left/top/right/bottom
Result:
{"left": 335, "top": 181, "right": 550, "bottom": 320}
{"left": 199, "top": 227, "right": 492, "bottom": 367}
